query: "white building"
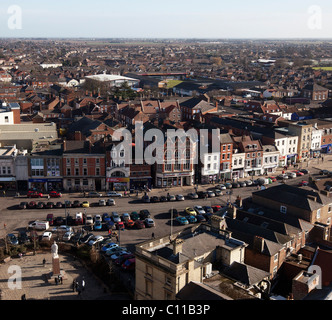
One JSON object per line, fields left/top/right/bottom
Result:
{"left": 232, "top": 152, "right": 246, "bottom": 180}
{"left": 84, "top": 74, "right": 139, "bottom": 88}
{"left": 311, "top": 127, "right": 323, "bottom": 158}
{"left": 262, "top": 145, "right": 280, "bottom": 175}
{"left": 200, "top": 152, "right": 220, "bottom": 184}
{"left": 273, "top": 130, "right": 298, "bottom": 167}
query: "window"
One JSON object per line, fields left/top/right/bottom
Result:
{"left": 328, "top": 204, "right": 332, "bottom": 213}
{"left": 7, "top": 167, "right": 11, "bottom": 175}
{"left": 75, "top": 168, "right": 79, "bottom": 176}
{"left": 96, "top": 168, "right": 100, "bottom": 176}
{"left": 66, "top": 168, "right": 71, "bottom": 176}
{"left": 274, "top": 253, "right": 278, "bottom": 262}
{"left": 83, "top": 168, "right": 88, "bottom": 176}
{"left": 316, "top": 209, "right": 321, "bottom": 220}
{"left": 4, "top": 116, "right": 9, "bottom": 123}
{"left": 83, "top": 158, "right": 87, "bottom": 165}
{"left": 280, "top": 206, "right": 287, "bottom": 214}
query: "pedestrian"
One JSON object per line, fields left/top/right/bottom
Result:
{"left": 72, "top": 280, "right": 76, "bottom": 292}
{"left": 21, "top": 294, "right": 26, "bottom": 300}
{"left": 3, "top": 223, "right": 6, "bottom": 230}
{"left": 82, "top": 278, "right": 85, "bottom": 291}
{"left": 55, "top": 277, "right": 58, "bottom": 285}
{"left": 60, "top": 275, "right": 63, "bottom": 284}
{"left": 43, "top": 258, "right": 46, "bottom": 267}
{"left": 151, "top": 232, "right": 155, "bottom": 239}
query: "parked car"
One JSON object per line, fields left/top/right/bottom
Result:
{"left": 55, "top": 201, "right": 63, "bottom": 209}
{"left": 239, "top": 181, "right": 246, "bottom": 187}
{"left": 194, "top": 206, "right": 205, "bottom": 215}
{"left": 294, "top": 170, "right": 304, "bottom": 176}
{"left": 27, "top": 190, "right": 43, "bottom": 198}
{"left": 72, "top": 200, "right": 81, "bottom": 208}
{"left": 187, "top": 192, "right": 198, "bottom": 199}
{"left": 130, "top": 211, "right": 140, "bottom": 221}
{"left": 121, "top": 258, "right": 135, "bottom": 271}
{"left": 71, "top": 231, "right": 83, "bottom": 244}
{"left": 102, "top": 213, "right": 111, "bottom": 222}
{"left": 216, "top": 184, "right": 226, "bottom": 190}
{"left": 320, "top": 169, "right": 329, "bottom": 175}
{"left": 125, "top": 219, "right": 135, "bottom": 228}
{"left": 105, "top": 246, "right": 123, "bottom": 257}
{"left": 54, "top": 216, "right": 64, "bottom": 226}
{"left": 176, "top": 194, "right": 185, "bottom": 201}
{"left": 299, "top": 169, "right": 309, "bottom": 174}
{"left": 63, "top": 231, "right": 74, "bottom": 242}
{"left": 85, "top": 215, "right": 94, "bottom": 226}
{"left": 286, "top": 172, "right": 297, "bottom": 179}
{"left": 41, "top": 232, "right": 52, "bottom": 241}
{"left": 207, "top": 190, "right": 216, "bottom": 197}
{"left": 45, "top": 202, "right": 54, "bottom": 209}
{"left": 80, "top": 233, "right": 94, "bottom": 244}
{"left": 116, "top": 221, "right": 125, "bottom": 230}
{"left": 46, "top": 214, "right": 54, "bottom": 226}
{"left": 185, "top": 207, "right": 196, "bottom": 215}
{"left": 150, "top": 196, "right": 159, "bottom": 203}
{"left": 232, "top": 182, "right": 240, "bottom": 188}
{"left": 168, "top": 195, "right": 176, "bottom": 201}
{"left": 139, "top": 209, "right": 151, "bottom": 219}
{"left": 94, "top": 215, "right": 102, "bottom": 222}
{"left": 159, "top": 196, "right": 168, "bottom": 202}
{"left": 245, "top": 180, "right": 253, "bottom": 186}
{"left": 115, "top": 254, "right": 135, "bottom": 266}
{"left": 27, "top": 201, "right": 36, "bottom": 209}
{"left": 106, "top": 199, "right": 115, "bottom": 206}
{"left": 101, "top": 242, "right": 118, "bottom": 253}
{"left": 88, "top": 235, "right": 104, "bottom": 246}
{"left": 141, "top": 195, "right": 150, "bottom": 203}
{"left": 277, "top": 174, "right": 288, "bottom": 180}
{"left": 82, "top": 201, "right": 90, "bottom": 208}
{"left": 98, "top": 199, "right": 106, "bottom": 206}
{"left": 7, "top": 233, "right": 19, "bottom": 245}
{"left": 212, "top": 205, "right": 222, "bottom": 212}
{"left": 196, "top": 215, "right": 206, "bottom": 222}
{"left": 111, "top": 212, "right": 121, "bottom": 223}
{"left": 106, "top": 191, "right": 122, "bottom": 198}
{"left": 36, "top": 201, "right": 44, "bottom": 209}
{"left": 213, "top": 189, "right": 223, "bottom": 196}
{"left": 135, "top": 220, "right": 145, "bottom": 229}
{"left": 145, "top": 218, "right": 155, "bottom": 228}
{"left": 53, "top": 225, "right": 73, "bottom": 233}
{"left": 203, "top": 206, "right": 214, "bottom": 214}
{"left": 19, "top": 202, "right": 28, "bottom": 209}
{"left": 64, "top": 200, "right": 72, "bottom": 208}
{"left": 88, "top": 191, "right": 102, "bottom": 198}
{"left": 269, "top": 176, "right": 277, "bottom": 182}
{"left": 121, "top": 213, "right": 131, "bottom": 222}
{"left": 225, "top": 183, "right": 233, "bottom": 189}
{"left": 110, "top": 250, "right": 131, "bottom": 261}
{"left": 18, "top": 231, "right": 30, "bottom": 244}
{"left": 94, "top": 221, "right": 103, "bottom": 231}
{"left": 299, "top": 181, "right": 309, "bottom": 187}
{"left": 175, "top": 216, "right": 189, "bottom": 225}
{"left": 185, "top": 215, "right": 197, "bottom": 224}
{"left": 49, "top": 191, "right": 62, "bottom": 198}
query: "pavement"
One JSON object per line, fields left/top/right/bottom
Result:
{"left": 0, "top": 251, "right": 131, "bottom": 300}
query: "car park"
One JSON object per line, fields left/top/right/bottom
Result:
{"left": 106, "top": 191, "right": 122, "bottom": 197}
{"left": 88, "top": 191, "right": 103, "bottom": 198}
{"left": 175, "top": 216, "right": 189, "bottom": 225}
{"left": 145, "top": 218, "right": 155, "bottom": 228}
{"left": 19, "top": 202, "right": 28, "bottom": 209}
{"left": 49, "top": 191, "right": 62, "bottom": 198}
{"left": 194, "top": 206, "right": 205, "bottom": 215}
{"left": 176, "top": 194, "right": 185, "bottom": 201}
{"left": 82, "top": 201, "right": 90, "bottom": 208}
{"left": 106, "top": 198, "right": 116, "bottom": 206}
{"left": 41, "top": 232, "right": 52, "bottom": 241}
{"left": 7, "top": 233, "right": 19, "bottom": 245}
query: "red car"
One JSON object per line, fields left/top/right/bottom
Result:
{"left": 116, "top": 221, "right": 125, "bottom": 230}
{"left": 27, "top": 201, "right": 36, "bottom": 209}
{"left": 299, "top": 181, "right": 309, "bottom": 186}
{"left": 27, "top": 191, "right": 43, "bottom": 198}
{"left": 121, "top": 258, "right": 135, "bottom": 271}
{"left": 49, "top": 191, "right": 62, "bottom": 198}
{"left": 125, "top": 219, "right": 135, "bottom": 229}
{"left": 135, "top": 220, "right": 145, "bottom": 229}
{"left": 294, "top": 171, "right": 304, "bottom": 177}
{"left": 269, "top": 176, "right": 277, "bottom": 182}
{"left": 212, "top": 205, "right": 221, "bottom": 212}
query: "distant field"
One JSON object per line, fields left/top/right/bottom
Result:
{"left": 313, "top": 67, "right": 332, "bottom": 71}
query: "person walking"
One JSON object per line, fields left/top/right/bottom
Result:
{"left": 43, "top": 258, "right": 46, "bottom": 267}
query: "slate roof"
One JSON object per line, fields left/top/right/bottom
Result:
{"left": 223, "top": 261, "right": 270, "bottom": 286}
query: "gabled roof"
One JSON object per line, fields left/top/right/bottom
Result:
{"left": 223, "top": 261, "right": 270, "bottom": 286}
{"left": 311, "top": 248, "right": 332, "bottom": 287}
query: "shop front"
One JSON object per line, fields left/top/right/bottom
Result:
{"left": 106, "top": 177, "right": 130, "bottom": 191}
{"left": 130, "top": 177, "right": 152, "bottom": 190}
{"left": 0, "top": 177, "right": 16, "bottom": 191}
{"left": 28, "top": 178, "right": 63, "bottom": 192}
{"left": 321, "top": 144, "right": 332, "bottom": 154}
{"left": 156, "top": 172, "right": 194, "bottom": 188}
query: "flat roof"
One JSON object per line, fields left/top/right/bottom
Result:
{"left": 85, "top": 74, "right": 138, "bottom": 82}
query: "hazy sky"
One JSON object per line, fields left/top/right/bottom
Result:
{"left": 0, "top": 0, "right": 332, "bottom": 38}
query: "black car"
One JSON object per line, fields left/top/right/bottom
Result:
{"left": 150, "top": 196, "right": 160, "bottom": 203}
{"left": 80, "top": 233, "right": 94, "bottom": 244}
{"left": 66, "top": 215, "right": 75, "bottom": 226}
{"left": 54, "top": 216, "right": 64, "bottom": 226}
{"left": 299, "top": 169, "right": 309, "bottom": 174}
{"left": 64, "top": 200, "right": 72, "bottom": 208}
{"left": 72, "top": 200, "right": 81, "bottom": 208}
{"left": 159, "top": 196, "right": 168, "bottom": 202}
{"left": 232, "top": 182, "right": 240, "bottom": 188}
{"left": 18, "top": 231, "right": 30, "bottom": 244}
{"left": 142, "top": 195, "right": 150, "bottom": 203}
{"left": 55, "top": 201, "right": 63, "bottom": 209}
{"left": 45, "top": 202, "right": 54, "bottom": 209}
{"left": 36, "top": 202, "right": 44, "bottom": 209}
{"left": 71, "top": 231, "right": 84, "bottom": 243}
{"left": 139, "top": 209, "right": 151, "bottom": 219}
{"left": 19, "top": 202, "right": 28, "bottom": 209}
{"left": 197, "top": 191, "right": 208, "bottom": 199}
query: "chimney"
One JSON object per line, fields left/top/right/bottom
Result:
{"left": 63, "top": 140, "right": 67, "bottom": 152}
{"left": 171, "top": 239, "right": 184, "bottom": 256}
{"left": 227, "top": 204, "right": 237, "bottom": 219}
{"left": 253, "top": 236, "right": 265, "bottom": 253}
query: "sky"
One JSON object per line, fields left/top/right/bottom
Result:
{"left": 0, "top": 0, "right": 332, "bottom": 39}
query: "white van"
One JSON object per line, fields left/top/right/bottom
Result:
{"left": 28, "top": 221, "right": 49, "bottom": 231}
